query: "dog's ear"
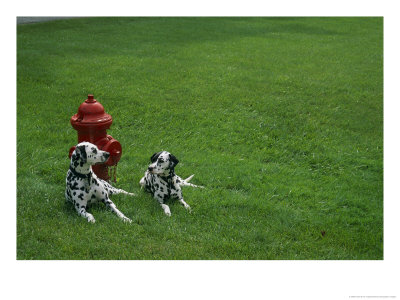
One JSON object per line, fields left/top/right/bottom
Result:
{"left": 169, "top": 153, "right": 179, "bottom": 168}
{"left": 71, "top": 147, "right": 79, "bottom": 161}
{"left": 76, "top": 145, "right": 87, "bottom": 163}
{"left": 150, "top": 152, "right": 163, "bottom": 163}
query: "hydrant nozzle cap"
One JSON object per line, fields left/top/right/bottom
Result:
{"left": 86, "top": 94, "right": 96, "bottom": 103}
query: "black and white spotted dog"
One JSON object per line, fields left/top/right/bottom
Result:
{"left": 139, "top": 151, "right": 203, "bottom": 216}
{"left": 65, "top": 142, "right": 135, "bottom": 223}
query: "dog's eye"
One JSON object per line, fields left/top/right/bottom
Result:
{"left": 92, "top": 148, "right": 97, "bottom": 154}
{"left": 159, "top": 158, "right": 164, "bottom": 163}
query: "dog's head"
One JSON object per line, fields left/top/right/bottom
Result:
{"left": 71, "top": 142, "right": 110, "bottom": 167}
{"left": 147, "top": 151, "right": 179, "bottom": 175}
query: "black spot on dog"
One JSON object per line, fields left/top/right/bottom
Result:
{"left": 169, "top": 153, "right": 179, "bottom": 168}
{"left": 70, "top": 182, "right": 79, "bottom": 190}
{"left": 102, "top": 198, "right": 111, "bottom": 206}
{"left": 77, "top": 145, "right": 87, "bottom": 163}
{"left": 150, "top": 152, "right": 163, "bottom": 163}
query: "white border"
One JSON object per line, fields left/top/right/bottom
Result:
{"left": 8, "top": 0, "right": 389, "bottom": 17}
{"left": 3, "top": 1, "right": 399, "bottom": 299}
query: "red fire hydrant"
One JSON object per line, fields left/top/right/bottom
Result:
{"left": 69, "top": 94, "right": 122, "bottom": 182}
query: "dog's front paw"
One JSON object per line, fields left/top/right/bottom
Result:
{"left": 162, "top": 204, "right": 171, "bottom": 217}
{"left": 122, "top": 216, "right": 132, "bottom": 223}
{"left": 127, "top": 192, "right": 136, "bottom": 197}
{"left": 184, "top": 204, "right": 191, "bottom": 212}
{"left": 87, "top": 215, "right": 96, "bottom": 223}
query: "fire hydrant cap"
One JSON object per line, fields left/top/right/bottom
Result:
{"left": 70, "top": 94, "right": 113, "bottom": 129}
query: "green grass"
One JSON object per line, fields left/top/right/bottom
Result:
{"left": 17, "top": 17, "right": 383, "bottom": 260}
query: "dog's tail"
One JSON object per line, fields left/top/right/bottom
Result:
{"left": 184, "top": 174, "right": 194, "bottom": 182}
{"left": 99, "top": 178, "right": 136, "bottom": 196}
{"left": 110, "top": 188, "right": 136, "bottom": 196}
{"left": 181, "top": 175, "right": 204, "bottom": 188}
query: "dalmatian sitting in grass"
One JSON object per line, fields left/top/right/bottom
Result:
{"left": 139, "top": 151, "right": 203, "bottom": 216}
{"left": 65, "top": 142, "right": 135, "bottom": 223}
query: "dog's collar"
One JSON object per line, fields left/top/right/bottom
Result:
{"left": 160, "top": 174, "right": 173, "bottom": 183}
{"left": 69, "top": 166, "right": 92, "bottom": 183}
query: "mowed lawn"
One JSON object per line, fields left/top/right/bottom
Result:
{"left": 17, "top": 17, "right": 383, "bottom": 260}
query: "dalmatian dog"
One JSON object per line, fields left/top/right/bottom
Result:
{"left": 65, "top": 142, "right": 135, "bottom": 223}
{"left": 139, "top": 151, "right": 203, "bottom": 216}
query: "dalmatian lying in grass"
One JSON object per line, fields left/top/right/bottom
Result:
{"left": 140, "top": 151, "right": 204, "bottom": 216}
{"left": 65, "top": 142, "right": 135, "bottom": 223}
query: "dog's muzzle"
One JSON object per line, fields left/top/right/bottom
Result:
{"left": 102, "top": 152, "right": 110, "bottom": 162}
